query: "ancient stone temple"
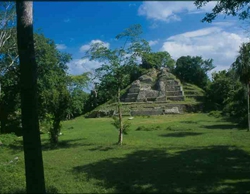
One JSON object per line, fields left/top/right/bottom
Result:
{"left": 86, "top": 68, "right": 205, "bottom": 118}
{"left": 121, "top": 68, "right": 185, "bottom": 103}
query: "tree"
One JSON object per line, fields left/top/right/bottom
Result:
{"left": 141, "top": 51, "right": 175, "bottom": 71}
{"left": 16, "top": 1, "right": 46, "bottom": 193}
{"left": 85, "top": 24, "right": 150, "bottom": 145}
{"left": 205, "top": 70, "right": 235, "bottom": 110}
{"left": 174, "top": 56, "right": 215, "bottom": 89}
{"left": 232, "top": 42, "right": 250, "bottom": 131}
{"left": 34, "top": 33, "right": 72, "bottom": 144}
{"left": 194, "top": 0, "right": 250, "bottom": 23}
{"left": 0, "top": 2, "right": 18, "bottom": 134}
{"left": 0, "top": 2, "right": 16, "bottom": 51}
{"left": 66, "top": 73, "right": 90, "bottom": 119}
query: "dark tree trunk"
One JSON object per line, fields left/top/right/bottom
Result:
{"left": 0, "top": 111, "right": 7, "bottom": 134}
{"left": 16, "top": 2, "right": 46, "bottom": 193}
{"left": 50, "top": 119, "right": 60, "bottom": 145}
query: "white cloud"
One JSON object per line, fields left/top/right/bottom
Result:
{"left": 56, "top": 44, "right": 67, "bottom": 50}
{"left": 148, "top": 40, "right": 159, "bottom": 46}
{"left": 138, "top": 1, "right": 217, "bottom": 22}
{"left": 80, "top": 45, "right": 90, "bottom": 52}
{"left": 211, "top": 21, "right": 236, "bottom": 27}
{"left": 160, "top": 27, "right": 249, "bottom": 73}
{"left": 80, "top": 39, "right": 110, "bottom": 53}
{"left": 67, "top": 58, "right": 102, "bottom": 75}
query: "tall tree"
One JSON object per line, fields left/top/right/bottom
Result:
{"left": 141, "top": 51, "right": 175, "bottom": 71}
{"left": 0, "top": 2, "right": 18, "bottom": 134}
{"left": 194, "top": 0, "right": 250, "bottom": 22}
{"left": 34, "top": 33, "right": 72, "bottom": 145}
{"left": 232, "top": 42, "right": 250, "bottom": 131}
{"left": 206, "top": 70, "right": 235, "bottom": 110}
{"left": 66, "top": 73, "right": 90, "bottom": 119}
{"left": 174, "top": 55, "right": 215, "bottom": 89}
{"left": 0, "top": 2, "right": 16, "bottom": 51}
{"left": 16, "top": 1, "right": 46, "bottom": 193}
{"left": 85, "top": 24, "right": 150, "bottom": 145}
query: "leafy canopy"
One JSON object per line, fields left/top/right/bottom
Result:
{"left": 194, "top": 0, "right": 250, "bottom": 22}
{"left": 84, "top": 24, "right": 150, "bottom": 100}
{"left": 174, "top": 55, "right": 215, "bottom": 89}
{"left": 141, "top": 51, "right": 175, "bottom": 71}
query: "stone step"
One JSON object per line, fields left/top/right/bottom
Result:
{"left": 129, "top": 88, "right": 140, "bottom": 93}
{"left": 166, "top": 80, "right": 180, "bottom": 86}
{"left": 166, "top": 91, "right": 183, "bottom": 96}
{"left": 166, "top": 85, "right": 182, "bottom": 91}
{"left": 167, "top": 96, "right": 185, "bottom": 101}
{"left": 124, "top": 97, "right": 137, "bottom": 102}
{"left": 130, "top": 106, "right": 182, "bottom": 116}
{"left": 127, "top": 93, "right": 138, "bottom": 98}
{"left": 131, "top": 109, "right": 163, "bottom": 116}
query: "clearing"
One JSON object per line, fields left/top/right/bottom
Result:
{"left": 1, "top": 113, "right": 250, "bottom": 193}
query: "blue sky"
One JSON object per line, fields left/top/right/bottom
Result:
{"left": 33, "top": 1, "right": 249, "bottom": 79}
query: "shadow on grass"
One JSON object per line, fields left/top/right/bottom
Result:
{"left": 180, "top": 119, "right": 220, "bottom": 125}
{"left": 159, "top": 132, "right": 203, "bottom": 138}
{"left": 7, "top": 138, "right": 92, "bottom": 152}
{"left": 10, "top": 185, "right": 59, "bottom": 194}
{"left": 202, "top": 124, "right": 238, "bottom": 130}
{"left": 180, "top": 121, "right": 198, "bottom": 124}
{"left": 89, "top": 145, "right": 114, "bottom": 152}
{"left": 42, "top": 138, "right": 92, "bottom": 151}
{"left": 73, "top": 146, "right": 250, "bottom": 193}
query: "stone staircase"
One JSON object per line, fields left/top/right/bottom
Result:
{"left": 124, "top": 81, "right": 140, "bottom": 102}
{"left": 165, "top": 79, "right": 185, "bottom": 101}
{"left": 122, "top": 69, "right": 185, "bottom": 103}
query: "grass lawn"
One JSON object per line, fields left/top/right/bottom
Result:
{"left": 1, "top": 113, "right": 250, "bottom": 193}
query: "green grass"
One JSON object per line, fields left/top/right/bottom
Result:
{"left": 1, "top": 113, "right": 250, "bottom": 193}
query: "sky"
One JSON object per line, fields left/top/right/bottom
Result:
{"left": 33, "top": 1, "right": 250, "bottom": 79}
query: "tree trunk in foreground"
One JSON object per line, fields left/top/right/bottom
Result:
{"left": 16, "top": 2, "right": 46, "bottom": 193}
{"left": 117, "top": 87, "right": 123, "bottom": 145}
{"left": 248, "top": 83, "right": 250, "bottom": 132}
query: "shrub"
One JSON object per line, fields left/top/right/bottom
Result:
{"left": 111, "top": 116, "right": 131, "bottom": 135}
{"left": 208, "top": 110, "right": 222, "bottom": 118}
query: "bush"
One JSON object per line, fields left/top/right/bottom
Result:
{"left": 0, "top": 133, "right": 18, "bottom": 146}
{"left": 111, "top": 116, "right": 131, "bottom": 135}
{"left": 208, "top": 110, "right": 222, "bottom": 118}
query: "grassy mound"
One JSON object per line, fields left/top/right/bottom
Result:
{"left": 183, "top": 83, "right": 205, "bottom": 102}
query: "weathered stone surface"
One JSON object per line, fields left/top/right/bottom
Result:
{"left": 164, "top": 107, "right": 180, "bottom": 114}
{"left": 156, "top": 96, "right": 166, "bottom": 102}
{"left": 167, "top": 96, "right": 185, "bottom": 101}
{"left": 166, "top": 85, "right": 181, "bottom": 91}
{"left": 131, "top": 109, "right": 163, "bottom": 116}
{"left": 137, "top": 89, "right": 159, "bottom": 102}
{"left": 122, "top": 68, "right": 185, "bottom": 103}
{"left": 166, "top": 91, "right": 183, "bottom": 96}
{"left": 139, "top": 75, "right": 154, "bottom": 84}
